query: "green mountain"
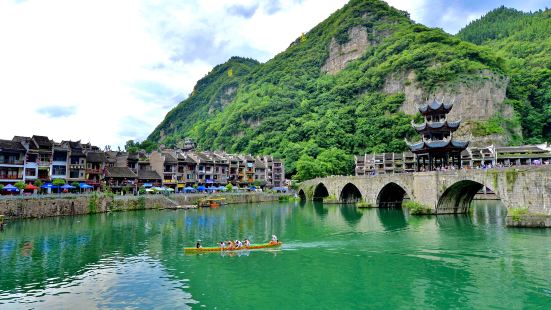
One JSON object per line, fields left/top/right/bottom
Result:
{"left": 148, "top": 0, "right": 536, "bottom": 180}
{"left": 457, "top": 6, "right": 551, "bottom": 143}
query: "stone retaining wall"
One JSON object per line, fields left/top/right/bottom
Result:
{"left": 0, "top": 193, "right": 289, "bottom": 220}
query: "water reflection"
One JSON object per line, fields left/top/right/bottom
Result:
{"left": 339, "top": 204, "right": 363, "bottom": 226}
{"left": 377, "top": 208, "right": 408, "bottom": 231}
{"left": 0, "top": 200, "right": 550, "bottom": 309}
{"left": 312, "top": 201, "right": 328, "bottom": 218}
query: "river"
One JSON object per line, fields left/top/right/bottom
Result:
{"left": 0, "top": 201, "right": 550, "bottom": 309}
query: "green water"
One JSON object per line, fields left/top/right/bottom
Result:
{"left": 1, "top": 201, "right": 550, "bottom": 309}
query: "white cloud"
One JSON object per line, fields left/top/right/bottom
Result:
{"left": 0, "top": 0, "right": 547, "bottom": 149}
{"left": 0, "top": 0, "right": 346, "bottom": 148}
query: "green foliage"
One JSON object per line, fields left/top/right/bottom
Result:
{"left": 0, "top": 185, "right": 4, "bottom": 191}
{"left": 125, "top": 139, "right": 157, "bottom": 153}
{"left": 225, "top": 183, "right": 233, "bottom": 192}
{"left": 458, "top": 7, "right": 551, "bottom": 143}
{"left": 71, "top": 182, "right": 80, "bottom": 188}
{"left": 403, "top": 201, "right": 432, "bottom": 215}
{"left": 356, "top": 201, "right": 374, "bottom": 208}
{"left": 148, "top": 0, "right": 545, "bottom": 179}
{"left": 88, "top": 192, "right": 98, "bottom": 214}
{"left": 510, "top": 207, "right": 529, "bottom": 222}
{"left": 33, "top": 179, "right": 43, "bottom": 188}
{"left": 138, "top": 187, "right": 146, "bottom": 195}
{"left": 292, "top": 148, "right": 354, "bottom": 182}
{"left": 14, "top": 181, "right": 25, "bottom": 193}
{"left": 471, "top": 116, "right": 505, "bottom": 136}
{"left": 52, "top": 178, "right": 65, "bottom": 186}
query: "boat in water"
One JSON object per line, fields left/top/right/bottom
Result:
{"left": 184, "top": 241, "right": 282, "bottom": 253}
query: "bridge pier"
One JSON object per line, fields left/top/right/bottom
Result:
{"left": 299, "top": 167, "right": 551, "bottom": 227}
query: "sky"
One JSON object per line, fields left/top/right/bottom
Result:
{"left": 0, "top": 0, "right": 548, "bottom": 150}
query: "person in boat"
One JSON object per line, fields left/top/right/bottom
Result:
{"left": 244, "top": 239, "right": 250, "bottom": 247}
{"left": 196, "top": 240, "right": 202, "bottom": 248}
{"left": 227, "top": 240, "right": 234, "bottom": 250}
{"left": 270, "top": 234, "right": 278, "bottom": 244}
{"left": 219, "top": 241, "right": 225, "bottom": 249}
{"left": 235, "top": 240, "right": 243, "bottom": 248}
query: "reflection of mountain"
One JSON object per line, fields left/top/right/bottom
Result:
{"left": 377, "top": 208, "right": 407, "bottom": 231}
{"left": 313, "top": 201, "right": 328, "bottom": 218}
{"left": 339, "top": 205, "right": 363, "bottom": 226}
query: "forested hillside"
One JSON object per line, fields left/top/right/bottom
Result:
{"left": 147, "top": 0, "right": 534, "bottom": 181}
{"left": 458, "top": 7, "right": 551, "bottom": 143}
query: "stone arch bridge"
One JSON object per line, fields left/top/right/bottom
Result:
{"left": 298, "top": 167, "right": 551, "bottom": 222}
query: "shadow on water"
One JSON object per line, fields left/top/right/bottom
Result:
{"left": 376, "top": 208, "right": 408, "bottom": 231}
{"left": 339, "top": 204, "right": 363, "bottom": 226}
{"left": 313, "top": 201, "right": 328, "bottom": 218}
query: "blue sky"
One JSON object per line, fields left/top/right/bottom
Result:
{"left": 0, "top": 0, "right": 548, "bottom": 149}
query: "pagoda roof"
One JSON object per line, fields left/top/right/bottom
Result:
{"left": 418, "top": 100, "right": 453, "bottom": 115}
{"left": 407, "top": 139, "right": 469, "bottom": 153}
{"left": 412, "top": 120, "right": 461, "bottom": 133}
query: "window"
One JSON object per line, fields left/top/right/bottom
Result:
{"left": 25, "top": 168, "right": 36, "bottom": 177}
{"left": 52, "top": 165, "right": 66, "bottom": 176}
{"left": 70, "top": 170, "right": 79, "bottom": 178}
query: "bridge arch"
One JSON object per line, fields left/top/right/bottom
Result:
{"left": 339, "top": 183, "right": 362, "bottom": 203}
{"left": 377, "top": 182, "right": 409, "bottom": 208}
{"left": 313, "top": 183, "right": 329, "bottom": 201}
{"left": 298, "top": 189, "right": 307, "bottom": 201}
{"left": 437, "top": 180, "right": 490, "bottom": 214}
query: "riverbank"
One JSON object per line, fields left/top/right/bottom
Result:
{"left": 0, "top": 193, "right": 291, "bottom": 220}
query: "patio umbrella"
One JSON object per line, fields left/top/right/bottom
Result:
{"left": 3, "top": 184, "right": 17, "bottom": 190}
{"left": 79, "top": 183, "right": 93, "bottom": 189}
{"left": 249, "top": 186, "right": 256, "bottom": 191}
{"left": 206, "top": 187, "right": 216, "bottom": 191}
{"left": 61, "top": 184, "right": 75, "bottom": 189}
{"left": 41, "top": 183, "right": 55, "bottom": 189}
{"left": 143, "top": 183, "right": 153, "bottom": 188}
{"left": 217, "top": 186, "right": 227, "bottom": 191}
{"left": 197, "top": 185, "right": 206, "bottom": 191}
{"left": 183, "top": 186, "right": 196, "bottom": 193}
{"left": 166, "top": 188, "right": 175, "bottom": 192}
{"left": 25, "top": 184, "right": 38, "bottom": 190}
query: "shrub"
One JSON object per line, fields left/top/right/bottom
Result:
{"left": 403, "top": 201, "right": 433, "bottom": 215}
{"left": 509, "top": 207, "right": 529, "bottom": 222}
{"left": 356, "top": 201, "right": 374, "bottom": 208}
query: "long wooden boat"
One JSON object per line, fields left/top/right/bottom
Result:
{"left": 184, "top": 241, "right": 282, "bottom": 253}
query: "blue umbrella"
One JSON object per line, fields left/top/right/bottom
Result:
{"left": 61, "top": 184, "right": 75, "bottom": 189}
{"left": 79, "top": 183, "right": 93, "bottom": 189}
{"left": 183, "top": 186, "right": 196, "bottom": 193}
{"left": 197, "top": 185, "right": 206, "bottom": 191}
{"left": 217, "top": 186, "right": 227, "bottom": 191}
{"left": 3, "top": 184, "right": 17, "bottom": 190}
{"left": 249, "top": 186, "right": 256, "bottom": 190}
{"left": 40, "top": 183, "right": 56, "bottom": 189}
{"left": 206, "top": 187, "right": 217, "bottom": 191}
{"left": 143, "top": 183, "right": 153, "bottom": 188}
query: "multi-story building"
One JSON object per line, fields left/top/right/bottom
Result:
{"left": 355, "top": 144, "right": 551, "bottom": 175}
{"left": 0, "top": 139, "right": 26, "bottom": 185}
{"left": 149, "top": 151, "right": 178, "bottom": 189}
{"left": 31, "top": 135, "right": 54, "bottom": 181}
{"left": 67, "top": 142, "right": 87, "bottom": 182}
{"left": 177, "top": 152, "right": 198, "bottom": 187}
{"left": 86, "top": 151, "right": 106, "bottom": 188}
{"left": 51, "top": 143, "right": 69, "bottom": 180}
{"left": 261, "top": 156, "right": 285, "bottom": 187}
{"left": 104, "top": 166, "right": 137, "bottom": 193}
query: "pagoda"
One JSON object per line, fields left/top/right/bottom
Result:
{"left": 406, "top": 99, "right": 469, "bottom": 171}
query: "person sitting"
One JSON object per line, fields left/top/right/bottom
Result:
{"left": 235, "top": 240, "right": 242, "bottom": 248}
{"left": 244, "top": 239, "right": 250, "bottom": 247}
{"left": 270, "top": 234, "right": 278, "bottom": 245}
{"left": 227, "top": 240, "right": 234, "bottom": 250}
{"left": 196, "top": 241, "right": 202, "bottom": 248}
{"left": 219, "top": 241, "right": 225, "bottom": 249}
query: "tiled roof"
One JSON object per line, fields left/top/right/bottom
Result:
{"left": 32, "top": 135, "right": 52, "bottom": 149}
{"left": 105, "top": 166, "right": 137, "bottom": 178}
{"left": 163, "top": 152, "right": 178, "bottom": 163}
{"left": 86, "top": 152, "right": 107, "bottom": 163}
{"left": 0, "top": 139, "right": 25, "bottom": 151}
{"left": 138, "top": 169, "right": 161, "bottom": 180}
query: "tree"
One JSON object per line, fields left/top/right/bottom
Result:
{"left": 52, "top": 178, "right": 65, "bottom": 194}
{"left": 14, "top": 181, "right": 25, "bottom": 195}
{"left": 225, "top": 183, "right": 233, "bottom": 192}
{"left": 33, "top": 179, "right": 43, "bottom": 188}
